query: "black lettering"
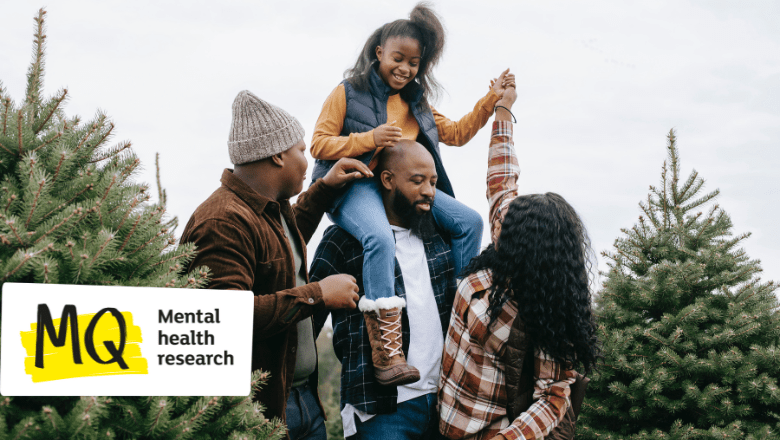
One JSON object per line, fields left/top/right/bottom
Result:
{"left": 159, "top": 309, "right": 173, "bottom": 323}
{"left": 158, "top": 330, "right": 168, "bottom": 345}
{"left": 84, "top": 308, "right": 128, "bottom": 369}
{"left": 224, "top": 350, "right": 233, "bottom": 366}
{"left": 158, "top": 354, "right": 165, "bottom": 364}
{"left": 35, "top": 304, "right": 81, "bottom": 368}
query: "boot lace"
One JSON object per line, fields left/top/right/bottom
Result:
{"left": 378, "top": 317, "right": 403, "bottom": 357}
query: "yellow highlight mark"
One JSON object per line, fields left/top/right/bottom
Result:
{"left": 20, "top": 311, "right": 148, "bottom": 383}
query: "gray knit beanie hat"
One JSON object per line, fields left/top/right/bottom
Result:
{"left": 228, "top": 90, "right": 305, "bottom": 165}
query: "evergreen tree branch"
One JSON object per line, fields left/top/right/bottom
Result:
{"left": 4, "top": 194, "right": 17, "bottom": 213}
{"left": 682, "top": 189, "right": 720, "bottom": 214}
{"left": 10, "top": 417, "right": 35, "bottom": 440}
{"left": 0, "top": 135, "right": 14, "bottom": 155}
{"left": 2, "top": 247, "right": 48, "bottom": 282}
{"left": 89, "top": 139, "right": 130, "bottom": 164}
{"left": 16, "top": 110, "right": 24, "bottom": 155}
{"left": 661, "top": 163, "right": 670, "bottom": 227}
{"left": 50, "top": 149, "right": 67, "bottom": 185}
{"left": 146, "top": 249, "right": 190, "bottom": 272}
{"left": 41, "top": 184, "right": 93, "bottom": 221}
{"left": 668, "top": 129, "right": 680, "bottom": 202}
{"left": 32, "top": 89, "right": 66, "bottom": 134}
{"left": 24, "top": 177, "right": 46, "bottom": 228}
{"left": 42, "top": 259, "right": 51, "bottom": 283}
{"left": 155, "top": 152, "right": 167, "bottom": 206}
{"left": 128, "top": 230, "right": 163, "bottom": 256}
{"left": 31, "top": 130, "right": 63, "bottom": 154}
{"left": 678, "top": 169, "right": 700, "bottom": 201}
{"left": 118, "top": 214, "right": 142, "bottom": 252}
{"left": 73, "top": 121, "right": 100, "bottom": 154}
{"left": 1, "top": 97, "right": 11, "bottom": 135}
{"left": 5, "top": 218, "right": 26, "bottom": 246}
{"left": 91, "top": 232, "right": 114, "bottom": 264}
{"left": 164, "top": 396, "right": 220, "bottom": 438}
{"left": 116, "top": 196, "right": 142, "bottom": 231}
{"left": 96, "top": 173, "right": 118, "bottom": 228}
{"left": 146, "top": 399, "right": 170, "bottom": 436}
{"left": 128, "top": 233, "right": 172, "bottom": 278}
{"left": 25, "top": 9, "right": 48, "bottom": 118}
{"left": 25, "top": 154, "right": 37, "bottom": 179}
{"left": 42, "top": 407, "right": 61, "bottom": 438}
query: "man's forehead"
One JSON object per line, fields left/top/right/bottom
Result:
{"left": 384, "top": 140, "right": 434, "bottom": 173}
{"left": 400, "top": 165, "right": 437, "bottom": 179}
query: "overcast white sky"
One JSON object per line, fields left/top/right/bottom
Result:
{"left": 2, "top": 1, "right": 778, "bottom": 292}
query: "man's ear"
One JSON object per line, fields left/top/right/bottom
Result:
{"left": 270, "top": 152, "right": 284, "bottom": 168}
{"left": 380, "top": 170, "right": 394, "bottom": 191}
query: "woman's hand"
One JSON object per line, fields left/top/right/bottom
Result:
{"left": 490, "top": 68, "right": 516, "bottom": 99}
{"left": 496, "top": 86, "right": 517, "bottom": 108}
{"left": 373, "top": 120, "right": 402, "bottom": 148}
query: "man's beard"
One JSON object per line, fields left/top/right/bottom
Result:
{"left": 392, "top": 188, "right": 436, "bottom": 239}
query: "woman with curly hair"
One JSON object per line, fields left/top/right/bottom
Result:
{"left": 438, "top": 84, "right": 600, "bottom": 440}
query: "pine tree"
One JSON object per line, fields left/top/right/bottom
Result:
{"left": 0, "top": 371, "right": 286, "bottom": 440}
{"left": 0, "top": 9, "right": 286, "bottom": 439}
{"left": 579, "top": 130, "right": 780, "bottom": 439}
{"left": 0, "top": 10, "right": 207, "bottom": 290}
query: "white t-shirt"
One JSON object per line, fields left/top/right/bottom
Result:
{"left": 341, "top": 226, "right": 444, "bottom": 436}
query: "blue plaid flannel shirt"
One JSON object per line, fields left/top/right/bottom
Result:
{"left": 310, "top": 224, "right": 457, "bottom": 415}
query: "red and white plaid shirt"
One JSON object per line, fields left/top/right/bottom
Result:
{"left": 438, "top": 121, "right": 576, "bottom": 440}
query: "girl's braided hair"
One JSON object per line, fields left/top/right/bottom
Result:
{"left": 345, "top": 2, "right": 445, "bottom": 110}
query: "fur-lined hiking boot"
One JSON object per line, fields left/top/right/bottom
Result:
{"left": 360, "top": 296, "right": 420, "bottom": 386}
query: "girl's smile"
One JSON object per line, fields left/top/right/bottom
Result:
{"left": 375, "top": 36, "right": 421, "bottom": 91}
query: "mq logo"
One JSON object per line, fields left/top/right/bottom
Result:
{"left": 20, "top": 304, "right": 148, "bottom": 382}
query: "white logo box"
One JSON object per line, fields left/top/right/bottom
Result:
{"left": 1, "top": 283, "right": 254, "bottom": 396}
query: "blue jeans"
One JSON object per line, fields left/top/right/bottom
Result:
{"left": 351, "top": 393, "right": 440, "bottom": 440}
{"left": 285, "top": 383, "right": 326, "bottom": 440}
{"left": 330, "top": 178, "right": 482, "bottom": 300}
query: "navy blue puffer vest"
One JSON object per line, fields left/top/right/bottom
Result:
{"left": 310, "top": 68, "right": 455, "bottom": 202}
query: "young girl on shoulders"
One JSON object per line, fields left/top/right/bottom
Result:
{"left": 309, "top": 2, "right": 514, "bottom": 386}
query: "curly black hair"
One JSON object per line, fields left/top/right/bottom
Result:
{"left": 463, "top": 192, "right": 601, "bottom": 374}
{"left": 344, "top": 2, "right": 445, "bottom": 109}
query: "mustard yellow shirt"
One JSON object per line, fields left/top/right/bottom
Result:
{"left": 311, "top": 83, "right": 500, "bottom": 169}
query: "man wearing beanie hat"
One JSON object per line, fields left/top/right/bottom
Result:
{"left": 180, "top": 90, "right": 372, "bottom": 440}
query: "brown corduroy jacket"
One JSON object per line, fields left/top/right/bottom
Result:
{"left": 180, "top": 169, "right": 337, "bottom": 429}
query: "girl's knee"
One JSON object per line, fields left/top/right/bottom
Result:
{"left": 461, "top": 206, "right": 484, "bottom": 235}
{"left": 362, "top": 229, "right": 396, "bottom": 253}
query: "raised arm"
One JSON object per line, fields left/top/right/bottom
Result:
{"left": 434, "top": 69, "right": 515, "bottom": 146}
{"left": 486, "top": 81, "right": 519, "bottom": 244}
{"left": 431, "top": 89, "right": 498, "bottom": 146}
